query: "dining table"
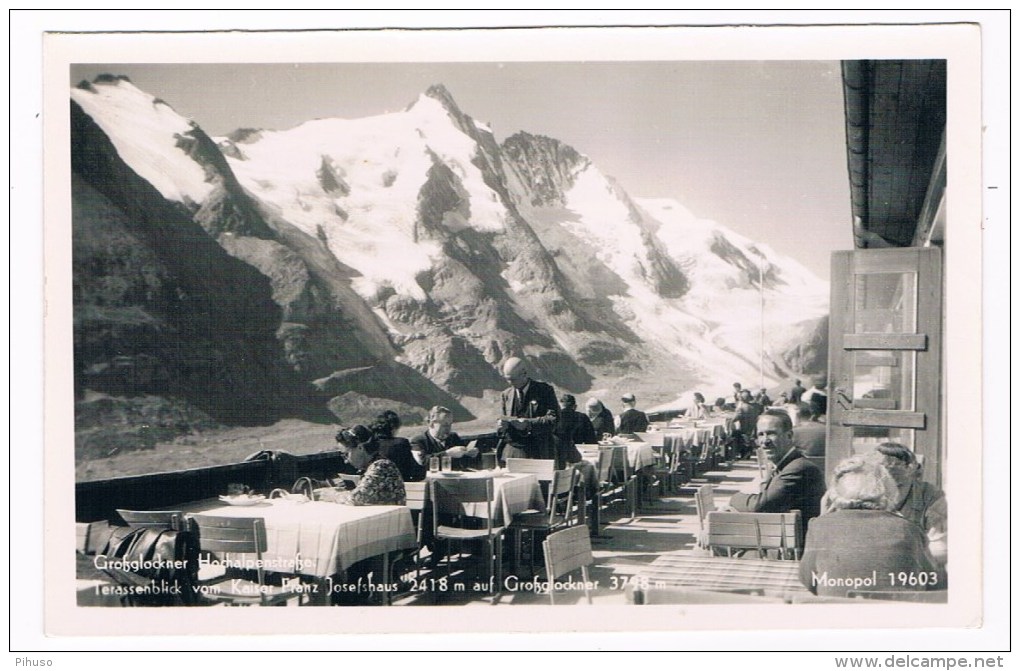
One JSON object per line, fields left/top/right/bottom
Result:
{"left": 629, "top": 552, "right": 809, "bottom": 603}
{"left": 577, "top": 439, "right": 657, "bottom": 471}
{"left": 176, "top": 498, "right": 417, "bottom": 582}
{"left": 650, "top": 415, "right": 733, "bottom": 447}
{"left": 425, "top": 470, "right": 546, "bottom": 525}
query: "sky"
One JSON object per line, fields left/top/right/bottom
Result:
{"left": 69, "top": 61, "right": 852, "bottom": 279}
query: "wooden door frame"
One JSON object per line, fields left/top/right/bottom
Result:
{"left": 826, "top": 247, "right": 943, "bottom": 486}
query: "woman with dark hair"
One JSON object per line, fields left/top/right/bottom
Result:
{"left": 799, "top": 456, "right": 944, "bottom": 596}
{"left": 369, "top": 411, "right": 423, "bottom": 483}
{"left": 687, "top": 392, "right": 709, "bottom": 420}
{"left": 337, "top": 425, "right": 406, "bottom": 506}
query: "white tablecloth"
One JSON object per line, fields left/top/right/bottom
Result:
{"left": 180, "top": 499, "right": 416, "bottom": 578}
{"left": 577, "top": 441, "right": 657, "bottom": 471}
{"left": 427, "top": 471, "right": 545, "bottom": 525}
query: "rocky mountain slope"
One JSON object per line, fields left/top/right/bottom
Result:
{"left": 70, "top": 75, "right": 829, "bottom": 454}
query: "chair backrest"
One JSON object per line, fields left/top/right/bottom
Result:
{"left": 660, "top": 435, "right": 682, "bottom": 473}
{"left": 610, "top": 445, "right": 632, "bottom": 482}
{"left": 596, "top": 447, "right": 615, "bottom": 483}
{"left": 76, "top": 520, "right": 112, "bottom": 555}
{"left": 403, "top": 481, "right": 428, "bottom": 512}
{"left": 430, "top": 476, "right": 495, "bottom": 533}
{"left": 706, "top": 510, "right": 802, "bottom": 559}
{"left": 403, "top": 481, "right": 429, "bottom": 546}
{"left": 116, "top": 509, "right": 184, "bottom": 531}
{"left": 633, "top": 586, "right": 786, "bottom": 605}
{"left": 189, "top": 514, "right": 267, "bottom": 555}
{"left": 542, "top": 525, "right": 593, "bottom": 605}
{"left": 505, "top": 458, "right": 556, "bottom": 482}
{"left": 847, "top": 589, "right": 947, "bottom": 603}
{"left": 545, "top": 468, "right": 578, "bottom": 525}
{"left": 694, "top": 485, "right": 715, "bottom": 531}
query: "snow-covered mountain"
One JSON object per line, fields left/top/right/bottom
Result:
{"left": 70, "top": 75, "right": 828, "bottom": 431}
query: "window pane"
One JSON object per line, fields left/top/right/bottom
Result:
{"left": 854, "top": 272, "right": 917, "bottom": 333}
{"left": 852, "top": 349, "right": 915, "bottom": 412}
{"left": 850, "top": 426, "right": 915, "bottom": 454}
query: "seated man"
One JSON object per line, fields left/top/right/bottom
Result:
{"left": 553, "top": 394, "right": 599, "bottom": 497}
{"left": 409, "top": 405, "right": 479, "bottom": 473}
{"left": 585, "top": 397, "right": 616, "bottom": 439}
{"left": 553, "top": 394, "right": 594, "bottom": 465}
{"left": 729, "top": 409, "right": 826, "bottom": 548}
{"left": 791, "top": 403, "right": 826, "bottom": 458}
{"left": 617, "top": 393, "right": 649, "bottom": 433}
{"left": 731, "top": 390, "right": 761, "bottom": 458}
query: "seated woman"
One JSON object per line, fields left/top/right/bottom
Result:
{"left": 330, "top": 428, "right": 407, "bottom": 604}
{"left": 800, "top": 456, "right": 944, "bottom": 597}
{"left": 687, "top": 392, "right": 709, "bottom": 420}
{"left": 332, "top": 425, "right": 371, "bottom": 476}
{"left": 370, "top": 411, "right": 424, "bottom": 484}
{"left": 871, "top": 443, "right": 948, "bottom": 567}
{"left": 337, "top": 427, "right": 406, "bottom": 506}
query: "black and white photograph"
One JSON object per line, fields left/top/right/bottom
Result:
{"left": 22, "top": 14, "right": 1003, "bottom": 653}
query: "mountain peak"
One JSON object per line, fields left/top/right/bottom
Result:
{"left": 423, "top": 83, "right": 460, "bottom": 111}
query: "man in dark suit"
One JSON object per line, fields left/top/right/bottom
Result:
{"left": 789, "top": 378, "right": 806, "bottom": 405}
{"left": 409, "top": 405, "right": 479, "bottom": 471}
{"left": 553, "top": 394, "right": 595, "bottom": 466}
{"left": 585, "top": 398, "right": 616, "bottom": 439}
{"left": 792, "top": 403, "right": 826, "bottom": 457}
{"left": 730, "top": 409, "right": 826, "bottom": 547}
{"left": 498, "top": 356, "right": 558, "bottom": 462}
{"left": 732, "top": 390, "right": 761, "bottom": 459}
{"left": 617, "top": 392, "right": 649, "bottom": 433}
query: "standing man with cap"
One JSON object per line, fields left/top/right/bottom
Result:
{"left": 617, "top": 393, "right": 649, "bottom": 433}
{"left": 498, "top": 356, "right": 559, "bottom": 462}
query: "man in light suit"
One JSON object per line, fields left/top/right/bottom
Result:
{"left": 498, "top": 357, "right": 559, "bottom": 463}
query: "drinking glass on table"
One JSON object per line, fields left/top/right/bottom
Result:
{"left": 429, "top": 456, "right": 440, "bottom": 473}
{"left": 441, "top": 455, "right": 453, "bottom": 471}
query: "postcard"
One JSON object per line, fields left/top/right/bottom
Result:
{"left": 25, "top": 16, "right": 999, "bottom": 651}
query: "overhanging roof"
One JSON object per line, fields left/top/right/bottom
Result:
{"left": 842, "top": 60, "right": 946, "bottom": 249}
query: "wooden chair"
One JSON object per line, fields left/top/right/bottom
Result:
{"left": 652, "top": 435, "right": 682, "bottom": 495}
{"left": 693, "top": 484, "right": 715, "bottom": 549}
{"left": 611, "top": 445, "right": 639, "bottom": 518}
{"left": 401, "top": 481, "right": 429, "bottom": 581}
{"left": 430, "top": 476, "right": 504, "bottom": 596}
{"left": 76, "top": 520, "right": 112, "bottom": 555}
{"left": 631, "top": 586, "right": 785, "bottom": 605}
{"left": 591, "top": 447, "right": 618, "bottom": 534}
{"left": 188, "top": 515, "right": 296, "bottom": 606}
{"left": 705, "top": 510, "right": 803, "bottom": 560}
{"left": 847, "top": 589, "right": 948, "bottom": 603}
{"left": 509, "top": 468, "right": 579, "bottom": 577}
{"left": 542, "top": 525, "right": 593, "bottom": 605}
{"left": 115, "top": 509, "right": 185, "bottom": 531}
{"left": 505, "top": 458, "right": 556, "bottom": 482}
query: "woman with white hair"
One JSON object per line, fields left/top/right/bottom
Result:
{"left": 799, "top": 456, "right": 944, "bottom": 597}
